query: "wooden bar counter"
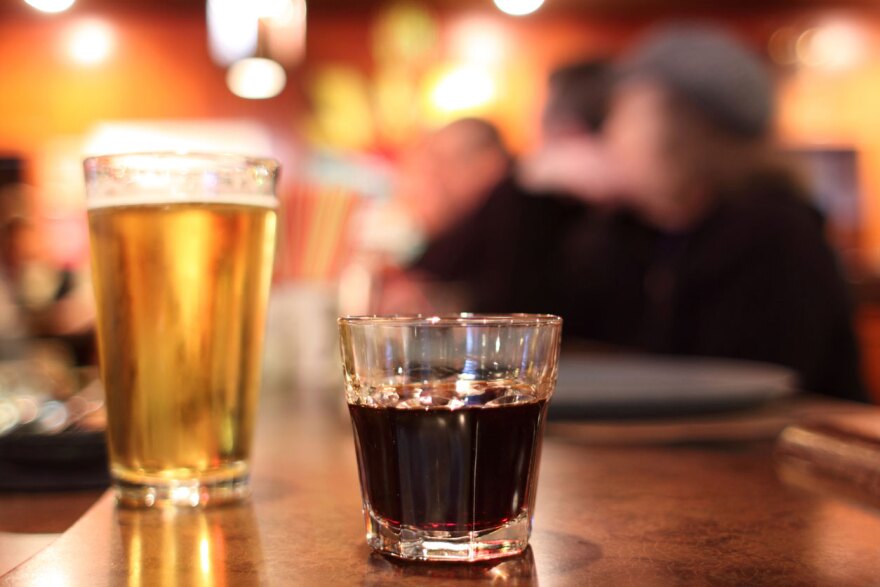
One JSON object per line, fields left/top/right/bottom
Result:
{"left": 2, "top": 390, "right": 880, "bottom": 586}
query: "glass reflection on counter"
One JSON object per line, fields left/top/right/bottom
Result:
{"left": 117, "top": 504, "right": 264, "bottom": 587}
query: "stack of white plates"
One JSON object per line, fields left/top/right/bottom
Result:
{"left": 550, "top": 354, "right": 797, "bottom": 419}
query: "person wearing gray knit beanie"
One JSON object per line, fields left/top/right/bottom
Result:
{"left": 547, "top": 23, "right": 867, "bottom": 402}
{"left": 605, "top": 24, "right": 782, "bottom": 232}
{"left": 617, "top": 25, "right": 774, "bottom": 139}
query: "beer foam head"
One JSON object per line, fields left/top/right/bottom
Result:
{"left": 84, "top": 153, "right": 279, "bottom": 210}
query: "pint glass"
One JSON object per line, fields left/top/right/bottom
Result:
{"left": 85, "top": 153, "right": 277, "bottom": 507}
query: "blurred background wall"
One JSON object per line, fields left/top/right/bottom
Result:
{"left": 2, "top": 2, "right": 879, "bottom": 253}
{"left": 2, "top": 0, "right": 880, "bottom": 396}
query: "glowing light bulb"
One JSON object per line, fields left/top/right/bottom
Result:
{"left": 430, "top": 65, "right": 495, "bottom": 113}
{"left": 25, "top": 0, "right": 75, "bottom": 13}
{"left": 796, "top": 21, "right": 868, "bottom": 71}
{"left": 207, "top": 0, "right": 259, "bottom": 66}
{"left": 253, "top": 0, "right": 292, "bottom": 19}
{"left": 449, "top": 18, "right": 507, "bottom": 65}
{"left": 66, "top": 20, "right": 114, "bottom": 66}
{"left": 493, "top": 0, "right": 544, "bottom": 16}
{"left": 226, "top": 57, "right": 287, "bottom": 99}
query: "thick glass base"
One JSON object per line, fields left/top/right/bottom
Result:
{"left": 365, "top": 510, "right": 531, "bottom": 562}
{"left": 111, "top": 464, "right": 251, "bottom": 508}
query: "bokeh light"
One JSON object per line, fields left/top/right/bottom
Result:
{"left": 253, "top": 0, "right": 293, "bottom": 19}
{"left": 66, "top": 20, "right": 115, "bottom": 66}
{"left": 767, "top": 26, "right": 799, "bottom": 66}
{"left": 796, "top": 21, "right": 868, "bottom": 71}
{"left": 493, "top": 0, "right": 545, "bottom": 16}
{"left": 430, "top": 65, "right": 496, "bottom": 114}
{"left": 226, "top": 57, "right": 287, "bottom": 99}
{"left": 449, "top": 18, "right": 507, "bottom": 66}
{"left": 264, "top": 0, "right": 307, "bottom": 66}
{"left": 207, "top": 0, "right": 259, "bottom": 66}
{"left": 24, "top": 0, "right": 75, "bottom": 13}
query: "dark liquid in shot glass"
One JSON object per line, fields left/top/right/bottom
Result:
{"left": 348, "top": 382, "right": 548, "bottom": 533}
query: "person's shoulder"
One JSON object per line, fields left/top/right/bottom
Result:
{"left": 487, "top": 173, "right": 524, "bottom": 198}
{"left": 490, "top": 175, "right": 591, "bottom": 217}
{"left": 724, "top": 169, "right": 824, "bottom": 238}
{"left": 473, "top": 174, "right": 527, "bottom": 214}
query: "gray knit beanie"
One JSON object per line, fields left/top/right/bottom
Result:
{"left": 618, "top": 24, "right": 774, "bottom": 138}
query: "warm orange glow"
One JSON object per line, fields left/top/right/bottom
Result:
{"left": 768, "top": 26, "right": 798, "bottom": 65}
{"left": 2, "top": 6, "right": 880, "bottom": 268}
{"left": 778, "top": 57, "right": 880, "bottom": 265}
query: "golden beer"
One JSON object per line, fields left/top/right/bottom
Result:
{"left": 88, "top": 199, "right": 276, "bottom": 506}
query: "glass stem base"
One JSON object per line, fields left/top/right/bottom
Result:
{"left": 365, "top": 509, "right": 531, "bottom": 562}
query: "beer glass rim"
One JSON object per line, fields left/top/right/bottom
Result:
{"left": 338, "top": 313, "right": 562, "bottom": 328}
{"left": 83, "top": 151, "right": 279, "bottom": 173}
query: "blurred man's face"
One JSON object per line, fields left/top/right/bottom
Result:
{"left": 605, "top": 80, "right": 698, "bottom": 230}
{"left": 428, "top": 125, "right": 505, "bottom": 209}
{"left": 395, "top": 123, "right": 508, "bottom": 237}
{"left": 540, "top": 86, "right": 587, "bottom": 143}
{"left": 540, "top": 112, "right": 581, "bottom": 143}
{"left": 606, "top": 80, "right": 675, "bottom": 199}
{"left": 0, "top": 220, "right": 37, "bottom": 271}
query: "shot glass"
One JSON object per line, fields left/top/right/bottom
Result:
{"left": 84, "top": 153, "right": 278, "bottom": 507}
{"left": 339, "top": 314, "right": 562, "bottom": 562}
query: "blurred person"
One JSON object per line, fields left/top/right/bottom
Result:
{"left": 554, "top": 25, "right": 866, "bottom": 401}
{"left": 0, "top": 186, "right": 95, "bottom": 365}
{"left": 397, "top": 118, "right": 512, "bottom": 240}
{"left": 378, "top": 118, "right": 514, "bottom": 313}
{"left": 381, "top": 61, "right": 613, "bottom": 314}
{"left": 542, "top": 61, "right": 610, "bottom": 138}
{"left": 519, "top": 61, "right": 617, "bottom": 201}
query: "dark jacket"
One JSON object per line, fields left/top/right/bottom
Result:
{"left": 413, "top": 172, "right": 867, "bottom": 402}
{"left": 412, "top": 175, "right": 583, "bottom": 313}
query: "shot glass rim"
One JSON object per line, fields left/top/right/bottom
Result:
{"left": 338, "top": 313, "right": 562, "bottom": 328}
{"left": 83, "top": 151, "right": 279, "bottom": 174}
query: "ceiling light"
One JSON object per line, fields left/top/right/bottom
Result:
{"left": 67, "top": 20, "right": 114, "bottom": 66}
{"left": 253, "top": 0, "right": 292, "bottom": 19}
{"left": 226, "top": 57, "right": 287, "bottom": 99}
{"left": 207, "top": 0, "right": 259, "bottom": 66}
{"left": 493, "top": 0, "right": 544, "bottom": 16}
{"left": 430, "top": 65, "right": 495, "bottom": 113}
{"left": 25, "top": 0, "right": 75, "bottom": 13}
{"left": 796, "top": 21, "right": 868, "bottom": 71}
{"left": 449, "top": 18, "right": 507, "bottom": 65}
{"left": 208, "top": 0, "right": 305, "bottom": 67}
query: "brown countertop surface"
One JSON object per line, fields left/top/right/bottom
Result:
{"left": 2, "top": 391, "right": 880, "bottom": 586}
{"left": 0, "top": 490, "right": 104, "bottom": 576}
